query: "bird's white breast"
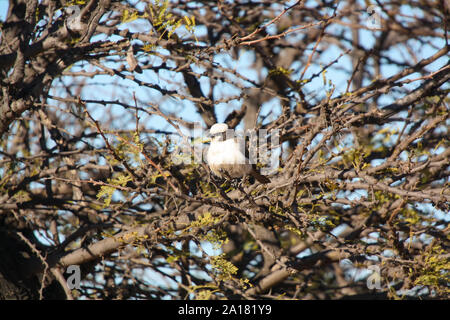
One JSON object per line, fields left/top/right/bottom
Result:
{"left": 207, "top": 139, "right": 252, "bottom": 178}
{"left": 207, "top": 139, "right": 246, "bottom": 164}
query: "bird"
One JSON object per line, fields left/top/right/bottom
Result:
{"left": 206, "top": 123, "right": 271, "bottom": 184}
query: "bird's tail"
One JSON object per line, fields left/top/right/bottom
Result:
{"left": 250, "top": 169, "right": 271, "bottom": 184}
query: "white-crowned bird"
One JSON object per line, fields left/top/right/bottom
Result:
{"left": 206, "top": 123, "right": 270, "bottom": 184}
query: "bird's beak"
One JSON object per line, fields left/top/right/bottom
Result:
{"left": 202, "top": 131, "right": 212, "bottom": 143}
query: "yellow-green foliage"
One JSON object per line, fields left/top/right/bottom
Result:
{"left": 372, "top": 190, "right": 400, "bottom": 205}
{"left": 110, "top": 135, "right": 136, "bottom": 164}
{"left": 182, "top": 212, "right": 228, "bottom": 250}
{"left": 116, "top": 230, "right": 149, "bottom": 246}
{"left": 66, "top": 0, "right": 86, "bottom": 5}
{"left": 399, "top": 207, "right": 433, "bottom": 226}
{"left": 121, "top": 9, "right": 148, "bottom": 23}
{"left": 342, "top": 146, "right": 371, "bottom": 169}
{"left": 12, "top": 189, "right": 32, "bottom": 203}
{"left": 268, "top": 66, "right": 293, "bottom": 78}
{"left": 413, "top": 245, "right": 450, "bottom": 294}
{"left": 268, "top": 204, "right": 286, "bottom": 217}
{"left": 199, "top": 181, "right": 220, "bottom": 199}
{"left": 96, "top": 172, "right": 132, "bottom": 207}
{"left": 308, "top": 213, "right": 337, "bottom": 230}
{"left": 375, "top": 127, "right": 398, "bottom": 145}
{"left": 284, "top": 225, "right": 303, "bottom": 238}
{"left": 189, "top": 212, "right": 220, "bottom": 228}
{"left": 194, "top": 289, "right": 215, "bottom": 300}
{"left": 180, "top": 213, "right": 251, "bottom": 290}
{"left": 184, "top": 284, "right": 220, "bottom": 300}
{"left": 210, "top": 253, "right": 238, "bottom": 281}
{"left": 148, "top": 0, "right": 197, "bottom": 41}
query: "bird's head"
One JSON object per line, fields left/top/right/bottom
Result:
{"left": 208, "top": 123, "right": 229, "bottom": 142}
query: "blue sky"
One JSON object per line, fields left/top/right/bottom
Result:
{"left": 0, "top": 1, "right": 6, "bottom": 21}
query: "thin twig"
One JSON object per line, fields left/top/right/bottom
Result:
{"left": 17, "top": 232, "right": 50, "bottom": 300}
{"left": 239, "top": 0, "right": 302, "bottom": 42}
